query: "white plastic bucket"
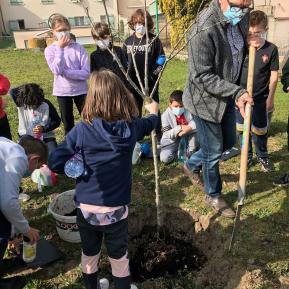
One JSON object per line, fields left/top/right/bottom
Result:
{"left": 48, "top": 190, "right": 81, "bottom": 243}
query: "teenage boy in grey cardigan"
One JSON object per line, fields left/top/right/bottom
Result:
{"left": 160, "top": 90, "right": 198, "bottom": 164}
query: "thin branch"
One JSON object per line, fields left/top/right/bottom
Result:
{"left": 144, "top": 0, "right": 149, "bottom": 97}
{"left": 131, "top": 50, "right": 145, "bottom": 93}
{"left": 168, "top": 19, "right": 228, "bottom": 61}
{"left": 149, "top": 16, "right": 227, "bottom": 98}
{"left": 149, "top": 3, "right": 188, "bottom": 47}
{"left": 78, "top": 0, "right": 228, "bottom": 102}
{"left": 101, "top": 0, "right": 114, "bottom": 47}
{"left": 151, "top": 128, "right": 162, "bottom": 228}
{"left": 196, "top": 0, "right": 207, "bottom": 20}
{"left": 80, "top": 0, "right": 145, "bottom": 98}
{"left": 149, "top": 60, "right": 167, "bottom": 98}
{"left": 77, "top": 0, "right": 145, "bottom": 99}
{"left": 144, "top": 0, "right": 162, "bottom": 230}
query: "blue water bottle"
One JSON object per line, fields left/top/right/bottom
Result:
{"left": 64, "top": 153, "right": 84, "bottom": 179}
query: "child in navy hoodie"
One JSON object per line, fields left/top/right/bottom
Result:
{"left": 48, "top": 70, "right": 158, "bottom": 289}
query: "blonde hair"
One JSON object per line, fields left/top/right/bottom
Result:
{"left": 50, "top": 14, "right": 71, "bottom": 30}
{"left": 82, "top": 70, "right": 139, "bottom": 123}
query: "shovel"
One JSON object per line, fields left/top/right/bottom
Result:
{"left": 229, "top": 45, "right": 256, "bottom": 251}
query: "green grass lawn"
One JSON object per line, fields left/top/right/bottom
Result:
{"left": 0, "top": 47, "right": 289, "bottom": 289}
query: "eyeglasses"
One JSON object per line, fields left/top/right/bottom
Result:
{"left": 228, "top": 0, "right": 254, "bottom": 11}
{"left": 248, "top": 32, "right": 262, "bottom": 36}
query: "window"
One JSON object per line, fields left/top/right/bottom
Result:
{"left": 10, "top": 0, "right": 23, "bottom": 5}
{"left": 100, "top": 15, "right": 115, "bottom": 29}
{"left": 39, "top": 20, "right": 49, "bottom": 29}
{"left": 41, "top": 0, "right": 54, "bottom": 4}
{"left": 9, "top": 19, "right": 25, "bottom": 31}
{"left": 68, "top": 16, "right": 90, "bottom": 27}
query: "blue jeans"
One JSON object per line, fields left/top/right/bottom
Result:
{"left": 186, "top": 103, "right": 236, "bottom": 197}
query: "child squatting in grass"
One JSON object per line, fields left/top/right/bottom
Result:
{"left": 160, "top": 90, "right": 198, "bottom": 164}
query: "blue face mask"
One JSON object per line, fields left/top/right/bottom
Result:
{"left": 223, "top": 5, "right": 248, "bottom": 26}
{"left": 172, "top": 107, "right": 185, "bottom": 116}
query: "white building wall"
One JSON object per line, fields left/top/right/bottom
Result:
{"left": 255, "top": 0, "right": 289, "bottom": 49}
{"left": 1, "top": 0, "right": 117, "bottom": 33}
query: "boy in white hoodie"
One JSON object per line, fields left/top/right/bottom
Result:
{"left": 160, "top": 90, "right": 198, "bottom": 164}
{"left": 0, "top": 136, "right": 47, "bottom": 288}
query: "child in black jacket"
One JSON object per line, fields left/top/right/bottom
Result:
{"left": 90, "top": 22, "right": 127, "bottom": 85}
{"left": 123, "top": 9, "right": 164, "bottom": 139}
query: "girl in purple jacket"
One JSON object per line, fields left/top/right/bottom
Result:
{"left": 45, "top": 14, "right": 89, "bottom": 135}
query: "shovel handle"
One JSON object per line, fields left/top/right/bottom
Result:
{"left": 238, "top": 46, "right": 256, "bottom": 205}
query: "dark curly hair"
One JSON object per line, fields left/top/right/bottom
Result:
{"left": 12, "top": 83, "right": 45, "bottom": 110}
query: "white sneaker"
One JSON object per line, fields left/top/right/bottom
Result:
{"left": 131, "top": 285, "right": 138, "bottom": 289}
{"left": 99, "top": 278, "right": 109, "bottom": 289}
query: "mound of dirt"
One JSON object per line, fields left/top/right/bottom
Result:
{"left": 130, "top": 225, "right": 207, "bottom": 281}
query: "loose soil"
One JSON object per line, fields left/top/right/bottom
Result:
{"left": 130, "top": 225, "right": 207, "bottom": 281}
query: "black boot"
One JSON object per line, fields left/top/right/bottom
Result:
{"left": 113, "top": 275, "right": 131, "bottom": 289}
{"left": 0, "top": 257, "right": 26, "bottom": 277}
{"left": 83, "top": 272, "right": 98, "bottom": 289}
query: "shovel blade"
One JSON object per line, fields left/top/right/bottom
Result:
{"left": 229, "top": 204, "right": 243, "bottom": 251}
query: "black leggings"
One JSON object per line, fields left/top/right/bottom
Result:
{"left": 57, "top": 95, "right": 86, "bottom": 134}
{"left": 77, "top": 209, "right": 131, "bottom": 289}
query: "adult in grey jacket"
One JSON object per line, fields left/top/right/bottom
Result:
{"left": 183, "top": 0, "right": 254, "bottom": 218}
